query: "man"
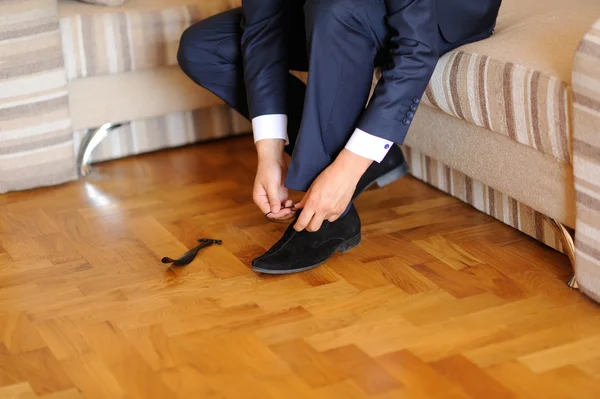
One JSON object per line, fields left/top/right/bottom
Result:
{"left": 178, "top": 0, "right": 502, "bottom": 274}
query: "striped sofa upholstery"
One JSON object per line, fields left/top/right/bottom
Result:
{"left": 73, "top": 106, "right": 250, "bottom": 164}
{"left": 403, "top": 145, "right": 566, "bottom": 254}
{"left": 0, "top": 0, "right": 77, "bottom": 193}
{"left": 424, "top": 53, "right": 570, "bottom": 163}
{"left": 58, "top": 0, "right": 241, "bottom": 81}
{"left": 573, "top": 18, "right": 600, "bottom": 302}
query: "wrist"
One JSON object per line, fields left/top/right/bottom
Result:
{"left": 334, "top": 149, "right": 373, "bottom": 179}
{"left": 256, "top": 139, "right": 285, "bottom": 162}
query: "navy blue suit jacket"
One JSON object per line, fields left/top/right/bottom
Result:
{"left": 241, "top": 0, "right": 502, "bottom": 143}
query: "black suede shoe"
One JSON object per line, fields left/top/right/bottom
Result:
{"left": 252, "top": 205, "right": 362, "bottom": 274}
{"left": 353, "top": 145, "right": 409, "bottom": 200}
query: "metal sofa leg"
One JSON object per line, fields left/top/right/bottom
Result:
{"left": 76, "top": 122, "right": 127, "bottom": 176}
{"left": 545, "top": 217, "right": 578, "bottom": 289}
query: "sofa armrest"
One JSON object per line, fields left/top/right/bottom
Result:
{"left": 572, "top": 17, "right": 600, "bottom": 301}
{"left": 0, "top": 0, "right": 77, "bottom": 193}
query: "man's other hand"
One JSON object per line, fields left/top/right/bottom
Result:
{"left": 253, "top": 139, "right": 293, "bottom": 219}
{"left": 294, "top": 149, "right": 372, "bottom": 232}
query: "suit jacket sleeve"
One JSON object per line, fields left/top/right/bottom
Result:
{"left": 241, "top": 0, "right": 288, "bottom": 119}
{"left": 357, "top": 0, "right": 439, "bottom": 143}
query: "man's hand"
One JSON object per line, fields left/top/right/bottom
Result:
{"left": 294, "top": 149, "right": 373, "bottom": 232}
{"left": 253, "top": 139, "right": 294, "bottom": 219}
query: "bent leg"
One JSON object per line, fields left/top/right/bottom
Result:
{"left": 285, "top": 0, "right": 388, "bottom": 191}
{"left": 177, "top": 7, "right": 307, "bottom": 155}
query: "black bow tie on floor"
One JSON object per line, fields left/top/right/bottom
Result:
{"left": 161, "top": 238, "right": 222, "bottom": 266}
{"left": 161, "top": 206, "right": 296, "bottom": 267}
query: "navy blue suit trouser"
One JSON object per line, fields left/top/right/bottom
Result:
{"left": 177, "top": 2, "right": 492, "bottom": 192}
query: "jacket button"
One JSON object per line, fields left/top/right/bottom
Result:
{"left": 410, "top": 104, "right": 418, "bottom": 111}
{"left": 407, "top": 111, "right": 415, "bottom": 118}
{"left": 403, "top": 118, "right": 411, "bottom": 125}
{"left": 413, "top": 97, "right": 420, "bottom": 104}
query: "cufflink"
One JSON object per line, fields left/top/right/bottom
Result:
{"left": 384, "top": 144, "right": 390, "bottom": 150}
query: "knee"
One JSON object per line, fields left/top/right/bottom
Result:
{"left": 178, "top": 21, "right": 237, "bottom": 83}
{"left": 177, "top": 23, "right": 209, "bottom": 75}
{"left": 304, "top": 0, "right": 360, "bottom": 31}
{"left": 177, "top": 22, "right": 211, "bottom": 73}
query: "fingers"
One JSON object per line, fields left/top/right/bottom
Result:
{"left": 294, "top": 192, "right": 331, "bottom": 232}
{"left": 266, "top": 185, "right": 282, "bottom": 214}
{"left": 268, "top": 207, "right": 295, "bottom": 220}
{"left": 279, "top": 186, "right": 289, "bottom": 204}
{"left": 294, "top": 195, "right": 307, "bottom": 210}
{"left": 327, "top": 204, "right": 348, "bottom": 223}
{"left": 294, "top": 207, "right": 314, "bottom": 232}
{"left": 254, "top": 185, "right": 296, "bottom": 220}
{"left": 253, "top": 185, "right": 272, "bottom": 215}
{"left": 307, "top": 213, "right": 325, "bottom": 232}
{"left": 296, "top": 205, "right": 345, "bottom": 232}
{"left": 327, "top": 214, "right": 340, "bottom": 223}
{"left": 272, "top": 199, "right": 295, "bottom": 219}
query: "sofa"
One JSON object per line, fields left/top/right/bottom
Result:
{"left": 1, "top": 0, "right": 600, "bottom": 302}
{"left": 0, "top": 0, "right": 249, "bottom": 193}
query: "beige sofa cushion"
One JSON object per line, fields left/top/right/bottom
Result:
{"left": 422, "top": 0, "right": 600, "bottom": 164}
{"left": 405, "top": 105, "right": 575, "bottom": 228}
{"left": 68, "top": 66, "right": 222, "bottom": 130}
{"left": 58, "top": 0, "right": 241, "bottom": 80}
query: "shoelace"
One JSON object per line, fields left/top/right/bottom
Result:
{"left": 264, "top": 205, "right": 298, "bottom": 225}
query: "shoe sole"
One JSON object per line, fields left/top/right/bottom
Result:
{"left": 252, "top": 234, "right": 362, "bottom": 275}
{"left": 354, "top": 161, "right": 410, "bottom": 199}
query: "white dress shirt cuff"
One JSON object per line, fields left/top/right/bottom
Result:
{"left": 345, "top": 128, "right": 393, "bottom": 163}
{"left": 252, "top": 114, "right": 289, "bottom": 145}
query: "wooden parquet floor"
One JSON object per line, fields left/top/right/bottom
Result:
{"left": 1, "top": 136, "right": 599, "bottom": 399}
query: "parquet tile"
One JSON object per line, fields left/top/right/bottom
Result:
{"left": 431, "top": 355, "right": 517, "bottom": 399}
{"left": 0, "top": 136, "right": 598, "bottom": 398}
